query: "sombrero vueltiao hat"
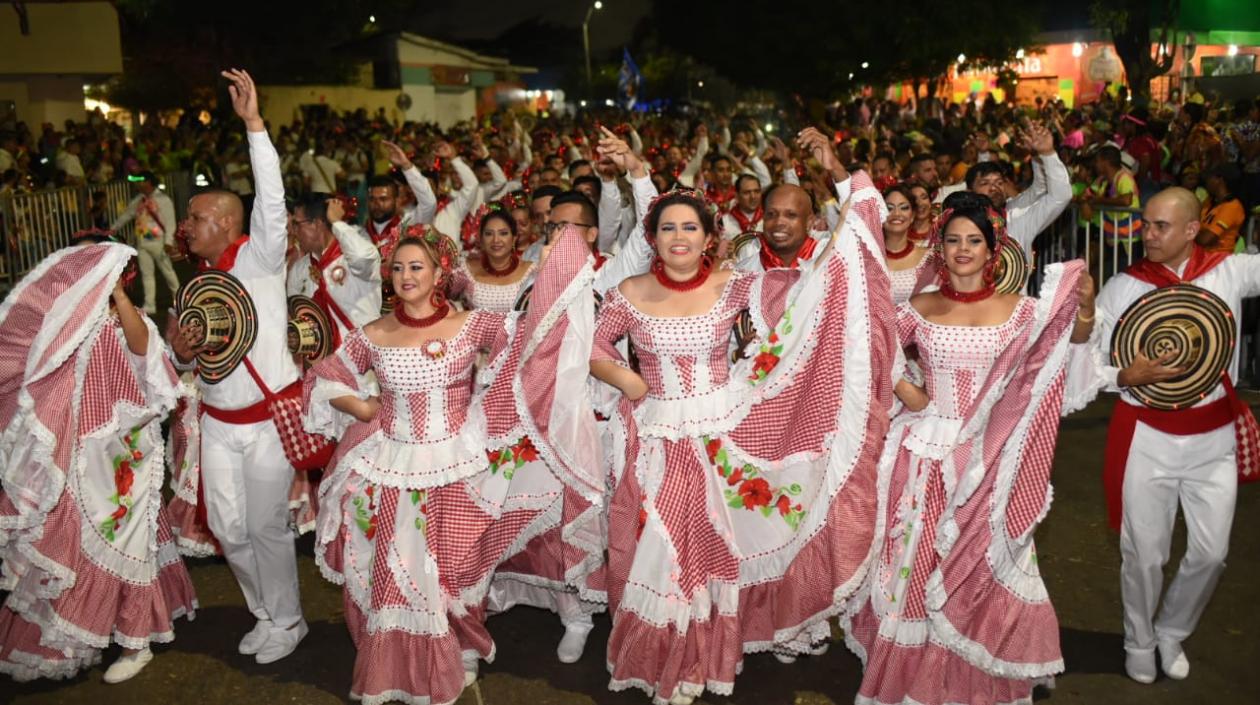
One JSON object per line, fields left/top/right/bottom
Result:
{"left": 287, "top": 295, "right": 333, "bottom": 363}
{"left": 176, "top": 270, "right": 258, "bottom": 384}
{"left": 731, "top": 231, "right": 762, "bottom": 258}
{"left": 1110, "top": 283, "right": 1235, "bottom": 411}
{"left": 991, "top": 234, "right": 1029, "bottom": 294}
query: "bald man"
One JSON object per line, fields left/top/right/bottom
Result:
{"left": 169, "top": 69, "right": 308, "bottom": 665}
{"left": 733, "top": 128, "right": 873, "bottom": 272}
{"left": 1093, "top": 186, "right": 1260, "bottom": 684}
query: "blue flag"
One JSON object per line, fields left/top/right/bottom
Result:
{"left": 618, "top": 48, "right": 642, "bottom": 109}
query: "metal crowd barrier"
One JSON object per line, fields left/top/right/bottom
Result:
{"left": 0, "top": 171, "right": 193, "bottom": 286}
{"left": 1031, "top": 204, "right": 1260, "bottom": 293}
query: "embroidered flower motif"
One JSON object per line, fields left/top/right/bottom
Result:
{"left": 100, "top": 426, "right": 143, "bottom": 542}
{"left": 515, "top": 436, "right": 540, "bottom": 462}
{"left": 749, "top": 307, "right": 793, "bottom": 385}
{"left": 738, "top": 478, "right": 773, "bottom": 509}
{"left": 704, "top": 435, "right": 807, "bottom": 530}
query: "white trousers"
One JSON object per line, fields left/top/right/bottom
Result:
{"left": 1120, "top": 421, "right": 1236, "bottom": 653}
{"left": 201, "top": 416, "right": 303, "bottom": 628}
{"left": 136, "top": 237, "right": 180, "bottom": 313}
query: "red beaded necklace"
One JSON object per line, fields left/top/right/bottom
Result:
{"left": 939, "top": 281, "right": 995, "bottom": 303}
{"left": 395, "top": 302, "right": 450, "bottom": 328}
{"left": 651, "top": 255, "right": 713, "bottom": 292}
{"left": 885, "top": 240, "right": 915, "bottom": 260}
{"left": 480, "top": 251, "right": 520, "bottom": 278}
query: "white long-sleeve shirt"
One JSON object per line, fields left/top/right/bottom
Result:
{"left": 598, "top": 176, "right": 636, "bottom": 254}
{"left": 1094, "top": 254, "right": 1260, "bottom": 407}
{"left": 1006, "top": 153, "right": 1073, "bottom": 259}
{"left": 677, "top": 135, "right": 710, "bottom": 189}
{"left": 401, "top": 165, "right": 438, "bottom": 225}
{"left": 201, "top": 130, "right": 300, "bottom": 410}
{"left": 594, "top": 174, "right": 658, "bottom": 294}
{"left": 432, "top": 157, "right": 479, "bottom": 239}
{"left": 286, "top": 221, "right": 383, "bottom": 337}
{"left": 478, "top": 158, "right": 511, "bottom": 203}
{"left": 111, "top": 191, "right": 177, "bottom": 247}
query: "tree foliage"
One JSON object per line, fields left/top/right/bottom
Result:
{"left": 648, "top": 0, "right": 1042, "bottom": 98}
{"left": 1090, "top": 0, "right": 1179, "bottom": 103}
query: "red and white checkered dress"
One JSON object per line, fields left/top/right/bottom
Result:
{"left": 843, "top": 261, "right": 1085, "bottom": 705}
{"left": 594, "top": 172, "right": 900, "bottom": 704}
{"left": 0, "top": 243, "right": 197, "bottom": 681}
{"left": 302, "top": 227, "right": 598, "bottom": 705}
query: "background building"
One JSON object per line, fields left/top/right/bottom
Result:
{"left": 259, "top": 33, "right": 537, "bottom": 127}
{"left": 0, "top": 1, "right": 123, "bottom": 128}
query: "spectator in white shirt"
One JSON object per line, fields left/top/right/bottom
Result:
{"left": 300, "top": 138, "right": 345, "bottom": 194}
{"left": 110, "top": 171, "right": 180, "bottom": 314}
{"left": 55, "top": 138, "right": 86, "bottom": 186}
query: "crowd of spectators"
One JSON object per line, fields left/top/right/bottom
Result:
{"left": 0, "top": 89, "right": 1257, "bottom": 256}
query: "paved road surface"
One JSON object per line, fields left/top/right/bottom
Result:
{"left": 7, "top": 396, "right": 1258, "bottom": 705}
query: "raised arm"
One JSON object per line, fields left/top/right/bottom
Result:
{"left": 383, "top": 139, "right": 437, "bottom": 224}
{"left": 109, "top": 195, "right": 142, "bottom": 231}
{"left": 593, "top": 126, "right": 657, "bottom": 291}
{"left": 327, "top": 198, "right": 381, "bottom": 281}
{"left": 678, "top": 124, "right": 709, "bottom": 188}
{"left": 223, "top": 68, "right": 287, "bottom": 271}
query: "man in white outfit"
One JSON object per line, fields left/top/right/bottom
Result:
{"left": 111, "top": 171, "right": 180, "bottom": 314}
{"left": 169, "top": 68, "right": 307, "bottom": 664}
{"left": 286, "top": 192, "right": 381, "bottom": 341}
{"left": 1094, "top": 187, "right": 1260, "bottom": 684}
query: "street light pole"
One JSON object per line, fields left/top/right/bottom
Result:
{"left": 583, "top": 1, "right": 603, "bottom": 102}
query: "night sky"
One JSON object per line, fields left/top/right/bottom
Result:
{"left": 407, "top": 0, "right": 651, "bottom": 54}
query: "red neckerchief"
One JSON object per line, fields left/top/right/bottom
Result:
{"left": 366, "top": 214, "right": 401, "bottom": 246}
{"left": 309, "top": 240, "right": 351, "bottom": 348}
{"left": 435, "top": 193, "right": 453, "bottom": 215}
{"left": 758, "top": 235, "right": 818, "bottom": 270}
{"left": 1103, "top": 244, "right": 1258, "bottom": 531}
{"left": 1124, "top": 245, "right": 1229, "bottom": 288}
{"left": 593, "top": 250, "right": 607, "bottom": 270}
{"left": 731, "top": 206, "right": 763, "bottom": 233}
{"left": 706, "top": 183, "right": 736, "bottom": 212}
{"left": 200, "top": 235, "right": 249, "bottom": 272}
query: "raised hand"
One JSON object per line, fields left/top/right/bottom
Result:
{"left": 326, "top": 196, "right": 346, "bottom": 223}
{"left": 1076, "top": 272, "right": 1096, "bottom": 313}
{"left": 220, "top": 68, "right": 263, "bottom": 131}
{"left": 380, "top": 139, "right": 414, "bottom": 170}
{"left": 1021, "top": 122, "right": 1056, "bottom": 156}
{"left": 598, "top": 125, "right": 646, "bottom": 178}
{"left": 796, "top": 127, "right": 847, "bottom": 182}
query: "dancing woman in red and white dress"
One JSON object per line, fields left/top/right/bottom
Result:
{"left": 0, "top": 240, "right": 196, "bottom": 684}
{"left": 883, "top": 184, "right": 932, "bottom": 305}
{"left": 589, "top": 129, "right": 910, "bottom": 705}
{"left": 303, "top": 225, "right": 597, "bottom": 705}
{"left": 843, "top": 201, "right": 1096, "bottom": 705}
{"left": 450, "top": 208, "right": 535, "bottom": 313}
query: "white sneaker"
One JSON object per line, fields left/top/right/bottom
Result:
{"left": 556, "top": 623, "right": 593, "bottom": 663}
{"left": 103, "top": 648, "right": 153, "bottom": 684}
{"left": 1125, "top": 649, "right": 1157, "bottom": 684}
{"left": 255, "top": 620, "right": 308, "bottom": 664}
{"left": 238, "top": 619, "right": 273, "bottom": 655}
{"left": 462, "top": 650, "right": 479, "bottom": 686}
{"left": 668, "top": 692, "right": 695, "bottom": 705}
{"left": 1158, "top": 639, "right": 1190, "bottom": 680}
